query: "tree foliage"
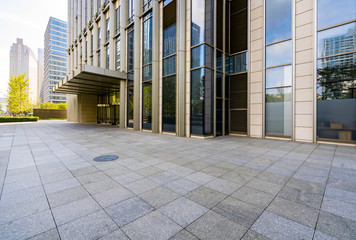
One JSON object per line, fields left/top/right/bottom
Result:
{"left": 39, "top": 102, "right": 67, "bottom": 110}
{"left": 6, "top": 74, "right": 32, "bottom": 115}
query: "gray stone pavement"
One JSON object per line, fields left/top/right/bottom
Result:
{"left": 0, "top": 120, "right": 355, "bottom": 240}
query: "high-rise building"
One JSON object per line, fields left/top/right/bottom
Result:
{"left": 55, "top": 0, "right": 356, "bottom": 144}
{"left": 44, "top": 17, "right": 68, "bottom": 103}
{"left": 37, "top": 48, "right": 44, "bottom": 103}
{"left": 9, "top": 38, "right": 38, "bottom": 104}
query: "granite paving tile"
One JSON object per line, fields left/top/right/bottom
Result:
{"left": 51, "top": 196, "right": 101, "bottom": 226}
{"left": 251, "top": 211, "right": 314, "bottom": 240}
{"left": 186, "top": 210, "right": 247, "bottom": 240}
{"left": 185, "top": 186, "right": 227, "bottom": 209}
{"left": 58, "top": 210, "right": 118, "bottom": 240}
{"left": 105, "top": 196, "right": 154, "bottom": 227}
{"left": 139, "top": 186, "right": 180, "bottom": 208}
{"left": 159, "top": 197, "right": 208, "bottom": 227}
{"left": 122, "top": 211, "right": 182, "bottom": 240}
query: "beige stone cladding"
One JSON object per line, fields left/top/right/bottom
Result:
{"left": 294, "top": 0, "right": 314, "bottom": 142}
{"left": 249, "top": 0, "right": 264, "bottom": 138}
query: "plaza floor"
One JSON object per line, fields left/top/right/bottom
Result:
{"left": 0, "top": 120, "right": 355, "bottom": 240}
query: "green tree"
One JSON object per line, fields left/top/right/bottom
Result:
{"left": 6, "top": 74, "right": 32, "bottom": 115}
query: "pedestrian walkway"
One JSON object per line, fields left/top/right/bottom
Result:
{"left": 0, "top": 120, "right": 355, "bottom": 240}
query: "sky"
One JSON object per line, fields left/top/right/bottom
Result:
{"left": 0, "top": 0, "right": 67, "bottom": 98}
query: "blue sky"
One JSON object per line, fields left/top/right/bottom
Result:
{"left": 0, "top": 0, "right": 67, "bottom": 98}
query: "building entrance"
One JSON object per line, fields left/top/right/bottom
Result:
{"left": 97, "top": 92, "right": 120, "bottom": 125}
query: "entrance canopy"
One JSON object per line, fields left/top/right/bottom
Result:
{"left": 53, "top": 64, "right": 127, "bottom": 95}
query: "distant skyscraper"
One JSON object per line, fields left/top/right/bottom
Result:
{"left": 44, "top": 17, "right": 68, "bottom": 103}
{"left": 37, "top": 48, "right": 44, "bottom": 103}
{"left": 9, "top": 38, "right": 38, "bottom": 104}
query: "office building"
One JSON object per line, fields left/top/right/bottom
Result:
{"left": 9, "top": 38, "right": 39, "bottom": 104}
{"left": 37, "top": 48, "right": 44, "bottom": 103}
{"left": 55, "top": 0, "right": 356, "bottom": 144}
{"left": 44, "top": 17, "right": 68, "bottom": 103}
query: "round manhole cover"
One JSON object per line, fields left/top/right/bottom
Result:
{"left": 93, "top": 155, "right": 119, "bottom": 162}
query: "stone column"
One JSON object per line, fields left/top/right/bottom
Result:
{"left": 151, "top": 0, "right": 160, "bottom": 133}
{"left": 119, "top": 0, "right": 127, "bottom": 129}
{"left": 100, "top": 18, "right": 106, "bottom": 68}
{"left": 133, "top": 0, "right": 142, "bottom": 131}
{"left": 74, "top": 45, "right": 78, "bottom": 68}
{"left": 93, "top": 22, "right": 99, "bottom": 67}
{"left": 82, "top": 37, "right": 86, "bottom": 65}
{"left": 177, "top": 0, "right": 186, "bottom": 137}
{"left": 109, "top": 1, "right": 115, "bottom": 70}
{"left": 294, "top": 0, "right": 314, "bottom": 142}
{"left": 249, "top": 0, "right": 264, "bottom": 138}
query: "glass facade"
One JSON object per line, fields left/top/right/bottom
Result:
{"left": 116, "top": 6, "right": 120, "bottom": 34}
{"left": 127, "top": 26, "right": 134, "bottom": 128}
{"left": 162, "top": 1, "right": 177, "bottom": 132}
{"left": 190, "top": 0, "right": 214, "bottom": 135}
{"left": 265, "top": 0, "right": 292, "bottom": 137}
{"left": 115, "top": 36, "right": 120, "bottom": 71}
{"left": 317, "top": 0, "right": 356, "bottom": 142}
{"left": 106, "top": 45, "right": 109, "bottom": 69}
{"left": 142, "top": 12, "right": 153, "bottom": 130}
{"left": 225, "top": 0, "right": 248, "bottom": 135}
{"left": 44, "top": 17, "right": 67, "bottom": 103}
{"left": 106, "top": 18, "right": 110, "bottom": 42}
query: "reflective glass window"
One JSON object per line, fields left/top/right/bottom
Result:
{"left": 164, "top": 0, "right": 173, "bottom": 6}
{"left": 106, "top": 45, "right": 109, "bottom": 69}
{"left": 143, "top": 16, "right": 153, "bottom": 65}
{"left": 266, "top": 40, "right": 292, "bottom": 68}
{"left": 143, "top": 64, "right": 152, "bottom": 81}
{"left": 191, "top": 68, "right": 205, "bottom": 135}
{"left": 265, "top": 87, "right": 292, "bottom": 136}
{"left": 106, "top": 18, "right": 110, "bottom": 42}
{"left": 266, "top": 65, "right": 292, "bottom": 89}
{"left": 318, "top": 22, "right": 356, "bottom": 58}
{"left": 142, "top": 81, "right": 152, "bottom": 129}
{"left": 191, "top": 68, "right": 213, "bottom": 135}
{"left": 127, "top": 83, "right": 134, "bottom": 128}
{"left": 116, "top": 6, "right": 120, "bottom": 33}
{"left": 191, "top": 0, "right": 205, "bottom": 46}
{"left": 127, "top": 30, "right": 134, "bottom": 71}
{"left": 216, "top": 50, "right": 223, "bottom": 72}
{"left": 318, "top": 0, "right": 356, "bottom": 30}
{"left": 115, "top": 37, "right": 120, "bottom": 71}
{"left": 163, "top": 24, "right": 176, "bottom": 57}
{"left": 265, "top": 0, "right": 292, "bottom": 44}
{"left": 228, "top": 52, "right": 248, "bottom": 74}
{"left": 162, "top": 75, "right": 176, "bottom": 132}
{"left": 163, "top": 55, "right": 176, "bottom": 76}
{"left": 98, "top": 27, "right": 101, "bottom": 49}
{"left": 191, "top": 45, "right": 204, "bottom": 68}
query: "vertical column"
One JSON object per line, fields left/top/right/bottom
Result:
{"left": 68, "top": 0, "right": 72, "bottom": 73}
{"left": 87, "top": 31, "right": 92, "bottom": 65}
{"left": 151, "top": 0, "right": 160, "bottom": 133}
{"left": 74, "top": 45, "right": 77, "bottom": 68}
{"left": 249, "top": 0, "right": 264, "bottom": 138}
{"left": 109, "top": 1, "right": 115, "bottom": 70}
{"left": 93, "top": 22, "right": 98, "bottom": 67}
{"left": 78, "top": 0, "right": 82, "bottom": 36}
{"left": 119, "top": 0, "right": 127, "bottom": 129}
{"left": 74, "top": 0, "right": 78, "bottom": 40}
{"left": 100, "top": 19, "right": 106, "bottom": 68}
{"left": 294, "top": 0, "right": 314, "bottom": 142}
{"left": 87, "top": 0, "right": 91, "bottom": 21}
{"left": 82, "top": 37, "right": 87, "bottom": 65}
{"left": 177, "top": 0, "right": 186, "bottom": 137}
{"left": 133, "top": 0, "right": 142, "bottom": 131}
